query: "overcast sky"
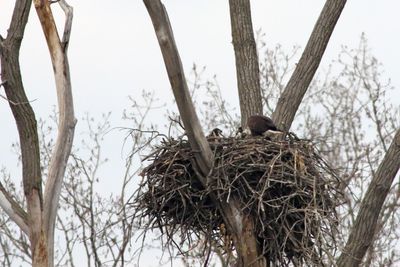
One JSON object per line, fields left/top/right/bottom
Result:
{"left": 1, "top": 0, "right": 399, "bottom": 266}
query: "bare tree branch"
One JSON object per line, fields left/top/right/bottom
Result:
{"left": 272, "top": 0, "right": 347, "bottom": 131}
{"left": 337, "top": 129, "right": 400, "bottom": 266}
{"left": 229, "top": 0, "right": 263, "bottom": 126}
{"left": 143, "top": 0, "right": 213, "bottom": 178}
{"left": 32, "top": 0, "right": 76, "bottom": 266}
{"left": 0, "top": 182, "right": 29, "bottom": 235}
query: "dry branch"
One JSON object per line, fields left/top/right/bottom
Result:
{"left": 272, "top": 0, "right": 347, "bottom": 131}
{"left": 143, "top": 0, "right": 212, "bottom": 178}
{"left": 0, "top": 182, "right": 29, "bottom": 235}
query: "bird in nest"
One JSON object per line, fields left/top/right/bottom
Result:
{"left": 236, "top": 115, "right": 284, "bottom": 141}
{"left": 207, "top": 128, "right": 224, "bottom": 143}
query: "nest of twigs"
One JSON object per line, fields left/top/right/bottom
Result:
{"left": 133, "top": 132, "right": 341, "bottom": 266}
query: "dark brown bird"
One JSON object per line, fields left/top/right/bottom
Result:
{"left": 247, "top": 115, "right": 278, "bottom": 136}
{"left": 207, "top": 128, "right": 223, "bottom": 142}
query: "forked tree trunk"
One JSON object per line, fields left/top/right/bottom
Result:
{"left": 145, "top": 0, "right": 400, "bottom": 266}
{"left": 0, "top": 1, "right": 75, "bottom": 266}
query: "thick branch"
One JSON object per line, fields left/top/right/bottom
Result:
{"left": 1, "top": 0, "right": 32, "bottom": 47}
{"left": 272, "top": 0, "right": 347, "bottom": 131}
{"left": 143, "top": 0, "right": 213, "bottom": 178}
{"left": 0, "top": 182, "right": 29, "bottom": 235}
{"left": 337, "top": 129, "right": 400, "bottom": 266}
{"left": 228, "top": 1, "right": 266, "bottom": 265}
{"left": 229, "top": 0, "right": 263, "bottom": 126}
{"left": 0, "top": 1, "right": 45, "bottom": 264}
{"left": 1, "top": 0, "right": 40, "bottom": 205}
{"left": 34, "top": 0, "right": 76, "bottom": 265}
{"left": 144, "top": 2, "right": 264, "bottom": 266}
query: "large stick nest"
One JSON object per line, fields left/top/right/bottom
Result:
{"left": 132, "top": 132, "right": 341, "bottom": 266}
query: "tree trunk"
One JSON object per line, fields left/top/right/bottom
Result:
{"left": 229, "top": 0, "right": 263, "bottom": 126}
{"left": 223, "top": 200, "right": 264, "bottom": 267}
{"left": 0, "top": 0, "right": 46, "bottom": 265}
{"left": 228, "top": 1, "right": 267, "bottom": 265}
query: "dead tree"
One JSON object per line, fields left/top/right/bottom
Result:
{"left": 0, "top": 0, "right": 76, "bottom": 266}
{"left": 143, "top": 0, "right": 400, "bottom": 266}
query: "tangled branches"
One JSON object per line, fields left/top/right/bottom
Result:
{"left": 132, "top": 133, "right": 342, "bottom": 266}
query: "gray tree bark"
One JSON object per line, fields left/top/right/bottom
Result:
{"left": 228, "top": 0, "right": 267, "bottom": 265}
{"left": 272, "top": 0, "right": 347, "bottom": 131}
{"left": 0, "top": 1, "right": 45, "bottom": 265}
{"left": 143, "top": 0, "right": 212, "bottom": 177}
{"left": 337, "top": 129, "right": 400, "bottom": 267}
{"left": 229, "top": 0, "right": 263, "bottom": 127}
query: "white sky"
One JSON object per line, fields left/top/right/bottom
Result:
{"left": 1, "top": 0, "right": 400, "bottom": 266}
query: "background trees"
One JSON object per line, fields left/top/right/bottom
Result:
{"left": 1, "top": 0, "right": 399, "bottom": 266}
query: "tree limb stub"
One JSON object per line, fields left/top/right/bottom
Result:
{"left": 143, "top": 0, "right": 213, "bottom": 178}
{"left": 59, "top": 0, "right": 73, "bottom": 51}
{"left": 272, "top": 0, "right": 347, "bottom": 131}
{"left": 229, "top": 0, "right": 263, "bottom": 126}
{"left": 337, "top": 129, "right": 400, "bottom": 267}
